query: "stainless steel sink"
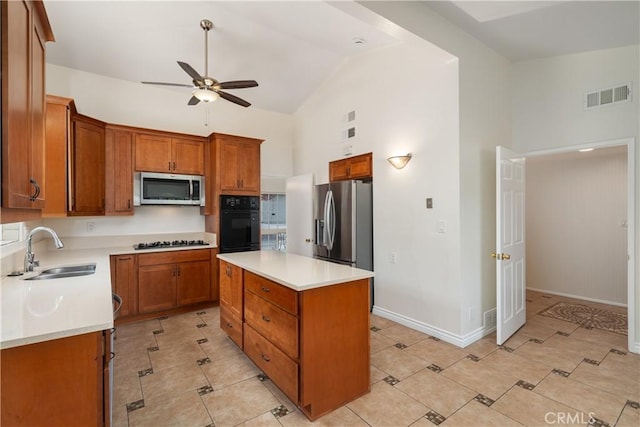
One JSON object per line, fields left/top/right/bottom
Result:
{"left": 24, "top": 263, "right": 97, "bottom": 280}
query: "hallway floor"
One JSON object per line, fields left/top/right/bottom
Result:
{"left": 112, "top": 291, "right": 639, "bottom": 426}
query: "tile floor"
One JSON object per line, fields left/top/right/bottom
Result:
{"left": 112, "top": 291, "right": 640, "bottom": 427}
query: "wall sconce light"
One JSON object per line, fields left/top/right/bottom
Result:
{"left": 387, "top": 153, "right": 412, "bottom": 169}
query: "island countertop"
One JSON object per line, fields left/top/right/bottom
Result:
{"left": 217, "top": 250, "right": 374, "bottom": 291}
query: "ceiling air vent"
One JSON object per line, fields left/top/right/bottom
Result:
{"left": 584, "top": 82, "right": 631, "bottom": 110}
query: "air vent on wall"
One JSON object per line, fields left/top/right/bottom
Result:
{"left": 584, "top": 82, "right": 631, "bottom": 110}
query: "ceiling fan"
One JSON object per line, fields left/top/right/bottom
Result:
{"left": 142, "top": 19, "right": 258, "bottom": 107}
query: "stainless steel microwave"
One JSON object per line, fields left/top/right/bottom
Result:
{"left": 134, "top": 172, "right": 204, "bottom": 206}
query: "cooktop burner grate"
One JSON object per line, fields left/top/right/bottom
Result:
{"left": 133, "top": 240, "right": 210, "bottom": 250}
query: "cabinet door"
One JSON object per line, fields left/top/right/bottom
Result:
{"left": 346, "top": 153, "right": 372, "bottom": 180}
{"left": 105, "top": 130, "right": 133, "bottom": 215}
{"left": 219, "top": 142, "right": 241, "bottom": 191}
{"left": 177, "top": 260, "right": 211, "bottom": 306}
{"left": 237, "top": 141, "right": 260, "bottom": 193}
{"left": 138, "top": 264, "right": 177, "bottom": 313}
{"left": 135, "top": 134, "right": 172, "bottom": 173}
{"left": 329, "top": 159, "right": 350, "bottom": 182}
{"left": 219, "top": 260, "right": 243, "bottom": 319}
{"left": 112, "top": 255, "right": 137, "bottom": 318}
{"left": 30, "top": 13, "right": 46, "bottom": 208}
{"left": 172, "top": 138, "right": 204, "bottom": 175}
{"left": 70, "top": 118, "right": 105, "bottom": 215}
{"left": 43, "top": 99, "right": 70, "bottom": 216}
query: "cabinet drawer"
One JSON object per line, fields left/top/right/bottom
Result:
{"left": 244, "top": 290, "right": 298, "bottom": 359}
{"left": 138, "top": 249, "right": 210, "bottom": 266}
{"left": 244, "top": 325, "right": 298, "bottom": 403}
{"left": 220, "top": 306, "right": 243, "bottom": 349}
{"left": 245, "top": 271, "right": 298, "bottom": 315}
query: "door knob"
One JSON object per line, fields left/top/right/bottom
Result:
{"left": 491, "top": 253, "right": 511, "bottom": 260}
{"left": 502, "top": 253, "right": 511, "bottom": 260}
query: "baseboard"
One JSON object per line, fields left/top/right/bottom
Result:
{"left": 371, "top": 305, "right": 493, "bottom": 348}
{"left": 630, "top": 340, "right": 640, "bottom": 354}
{"left": 527, "top": 287, "right": 627, "bottom": 308}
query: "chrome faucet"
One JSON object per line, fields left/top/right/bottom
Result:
{"left": 24, "top": 227, "right": 64, "bottom": 272}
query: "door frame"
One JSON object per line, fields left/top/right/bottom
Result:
{"left": 523, "top": 137, "right": 636, "bottom": 353}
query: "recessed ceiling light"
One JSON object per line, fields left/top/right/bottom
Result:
{"left": 579, "top": 148, "right": 594, "bottom": 152}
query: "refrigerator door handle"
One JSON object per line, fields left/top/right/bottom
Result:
{"left": 326, "top": 190, "right": 336, "bottom": 250}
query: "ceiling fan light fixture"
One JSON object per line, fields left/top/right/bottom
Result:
{"left": 193, "top": 87, "right": 219, "bottom": 103}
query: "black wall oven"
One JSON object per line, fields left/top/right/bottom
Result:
{"left": 219, "top": 195, "right": 260, "bottom": 253}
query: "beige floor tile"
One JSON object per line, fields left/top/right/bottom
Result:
{"left": 237, "top": 411, "right": 283, "bottom": 427}
{"left": 503, "top": 330, "right": 535, "bottom": 349}
{"left": 202, "top": 377, "right": 281, "bottom": 426}
{"left": 116, "top": 318, "right": 162, "bottom": 340}
{"left": 370, "top": 331, "right": 396, "bottom": 354}
{"left": 479, "top": 349, "right": 552, "bottom": 385}
{"left": 153, "top": 327, "right": 206, "bottom": 349}
{"left": 526, "top": 314, "right": 581, "bottom": 335}
{"left": 395, "top": 369, "right": 476, "bottom": 417}
{"left": 616, "top": 404, "right": 640, "bottom": 427}
{"left": 139, "top": 361, "right": 209, "bottom": 406}
{"left": 517, "top": 319, "right": 566, "bottom": 341}
{"left": 371, "top": 365, "right": 388, "bottom": 384}
{"left": 600, "top": 350, "right": 640, "bottom": 371}
{"left": 441, "top": 400, "right": 522, "bottom": 427}
{"left": 514, "top": 335, "right": 592, "bottom": 372}
{"left": 571, "top": 357, "right": 640, "bottom": 402}
{"left": 128, "top": 389, "right": 212, "bottom": 427}
{"left": 441, "top": 358, "right": 518, "bottom": 400}
{"left": 569, "top": 327, "right": 629, "bottom": 352}
{"left": 346, "top": 381, "right": 428, "bottom": 427}
{"left": 200, "top": 351, "right": 260, "bottom": 388}
{"left": 462, "top": 336, "right": 499, "bottom": 358}
{"left": 280, "top": 406, "right": 368, "bottom": 427}
{"left": 534, "top": 373, "right": 628, "bottom": 425}
{"left": 148, "top": 340, "right": 207, "bottom": 372}
{"left": 377, "top": 324, "right": 429, "bottom": 346}
{"left": 492, "top": 386, "right": 586, "bottom": 427}
{"left": 199, "top": 336, "right": 245, "bottom": 361}
{"left": 370, "top": 314, "right": 397, "bottom": 330}
{"left": 111, "top": 402, "right": 129, "bottom": 427}
{"left": 370, "top": 346, "right": 430, "bottom": 380}
{"left": 261, "top": 378, "right": 297, "bottom": 413}
{"left": 113, "top": 368, "right": 142, "bottom": 407}
{"left": 404, "top": 338, "right": 469, "bottom": 368}
{"left": 114, "top": 347, "right": 152, "bottom": 377}
{"left": 159, "top": 311, "right": 206, "bottom": 331}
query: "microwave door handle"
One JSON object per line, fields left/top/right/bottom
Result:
{"left": 189, "top": 180, "right": 193, "bottom": 200}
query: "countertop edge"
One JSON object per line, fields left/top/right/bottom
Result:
{"left": 0, "top": 321, "right": 112, "bottom": 350}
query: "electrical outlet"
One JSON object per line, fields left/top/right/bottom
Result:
{"left": 86, "top": 221, "right": 96, "bottom": 233}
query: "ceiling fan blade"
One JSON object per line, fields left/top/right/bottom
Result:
{"left": 141, "top": 81, "right": 194, "bottom": 88}
{"left": 177, "top": 61, "right": 203, "bottom": 82}
{"left": 188, "top": 96, "right": 200, "bottom": 106}
{"left": 217, "top": 90, "right": 251, "bottom": 107}
{"left": 218, "top": 80, "right": 259, "bottom": 90}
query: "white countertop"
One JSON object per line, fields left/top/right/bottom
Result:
{"left": 217, "top": 250, "right": 374, "bottom": 291}
{"left": 0, "top": 235, "right": 217, "bottom": 350}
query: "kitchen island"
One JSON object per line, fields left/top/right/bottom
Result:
{"left": 217, "top": 250, "right": 374, "bottom": 421}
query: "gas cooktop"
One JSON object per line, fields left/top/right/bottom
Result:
{"left": 133, "top": 240, "right": 210, "bottom": 250}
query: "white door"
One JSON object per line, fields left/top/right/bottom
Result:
{"left": 496, "top": 147, "right": 526, "bottom": 345}
{"left": 285, "top": 174, "right": 314, "bottom": 257}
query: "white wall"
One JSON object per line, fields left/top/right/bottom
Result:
{"left": 511, "top": 45, "right": 639, "bottom": 351}
{"left": 357, "top": 1, "right": 511, "bottom": 341}
{"left": 526, "top": 148, "right": 628, "bottom": 305}
{"left": 293, "top": 37, "right": 465, "bottom": 339}
{"left": 45, "top": 64, "right": 294, "bottom": 237}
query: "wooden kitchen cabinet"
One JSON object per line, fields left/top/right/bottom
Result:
{"left": 43, "top": 95, "right": 75, "bottom": 217}
{"left": 138, "top": 249, "right": 212, "bottom": 314}
{"left": 110, "top": 254, "right": 137, "bottom": 318}
{"left": 1, "top": 331, "right": 110, "bottom": 426}
{"left": 1, "top": 0, "right": 54, "bottom": 222}
{"left": 69, "top": 114, "right": 106, "bottom": 216}
{"left": 105, "top": 127, "right": 134, "bottom": 215}
{"left": 329, "top": 152, "right": 373, "bottom": 182}
{"left": 135, "top": 133, "right": 204, "bottom": 175}
{"left": 219, "top": 259, "right": 244, "bottom": 348}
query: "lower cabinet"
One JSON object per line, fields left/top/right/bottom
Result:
{"left": 0, "top": 331, "right": 110, "bottom": 426}
{"left": 220, "top": 267, "right": 370, "bottom": 421}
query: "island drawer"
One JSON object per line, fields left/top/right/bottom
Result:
{"left": 244, "top": 290, "right": 298, "bottom": 359}
{"left": 245, "top": 271, "right": 298, "bottom": 315}
{"left": 220, "top": 306, "right": 243, "bottom": 349}
{"left": 244, "top": 324, "right": 298, "bottom": 403}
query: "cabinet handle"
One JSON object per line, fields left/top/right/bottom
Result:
{"left": 128, "top": 199, "right": 131, "bottom": 209}
{"left": 109, "top": 351, "right": 115, "bottom": 361}
{"left": 168, "top": 161, "right": 171, "bottom": 171}
{"left": 261, "top": 354, "right": 270, "bottom": 362}
{"left": 119, "top": 257, "right": 132, "bottom": 261}
{"left": 29, "top": 178, "right": 40, "bottom": 202}
{"left": 261, "top": 314, "right": 271, "bottom": 322}
{"left": 240, "top": 179, "right": 244, "bottom": 188}
{"left": 173, "top": 161, "right": 176, "bottom": 171}
{"left": 260, "top": 286, "right": 270, "bottom": 293}
{"left": 176, "top": 266, "right": 180, "bottom": 276}
{"left": 226, "top": 322, "right": 233, "bottom": 329}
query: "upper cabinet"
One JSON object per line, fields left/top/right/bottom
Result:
{"left": 69, "top": 115, "right": 106, "bottom": 216}
{"left": 1, "top": 0, "right": 54, "bottom": 222}
{"left": 105, "top": 126, "right": 134, "bottom": 215}
{"left": 329, "top": 152, "right": 373, "bottom": 182}
{"left": 135, "top": 133, "right": 204, "bottom": 175}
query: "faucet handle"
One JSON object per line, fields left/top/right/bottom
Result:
{"left": 33, "top": 258, "right": 40, "bottom": 268}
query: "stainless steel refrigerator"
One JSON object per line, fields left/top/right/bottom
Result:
{"left": 313, "top": 180, "right": 373, "bottom": 272}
